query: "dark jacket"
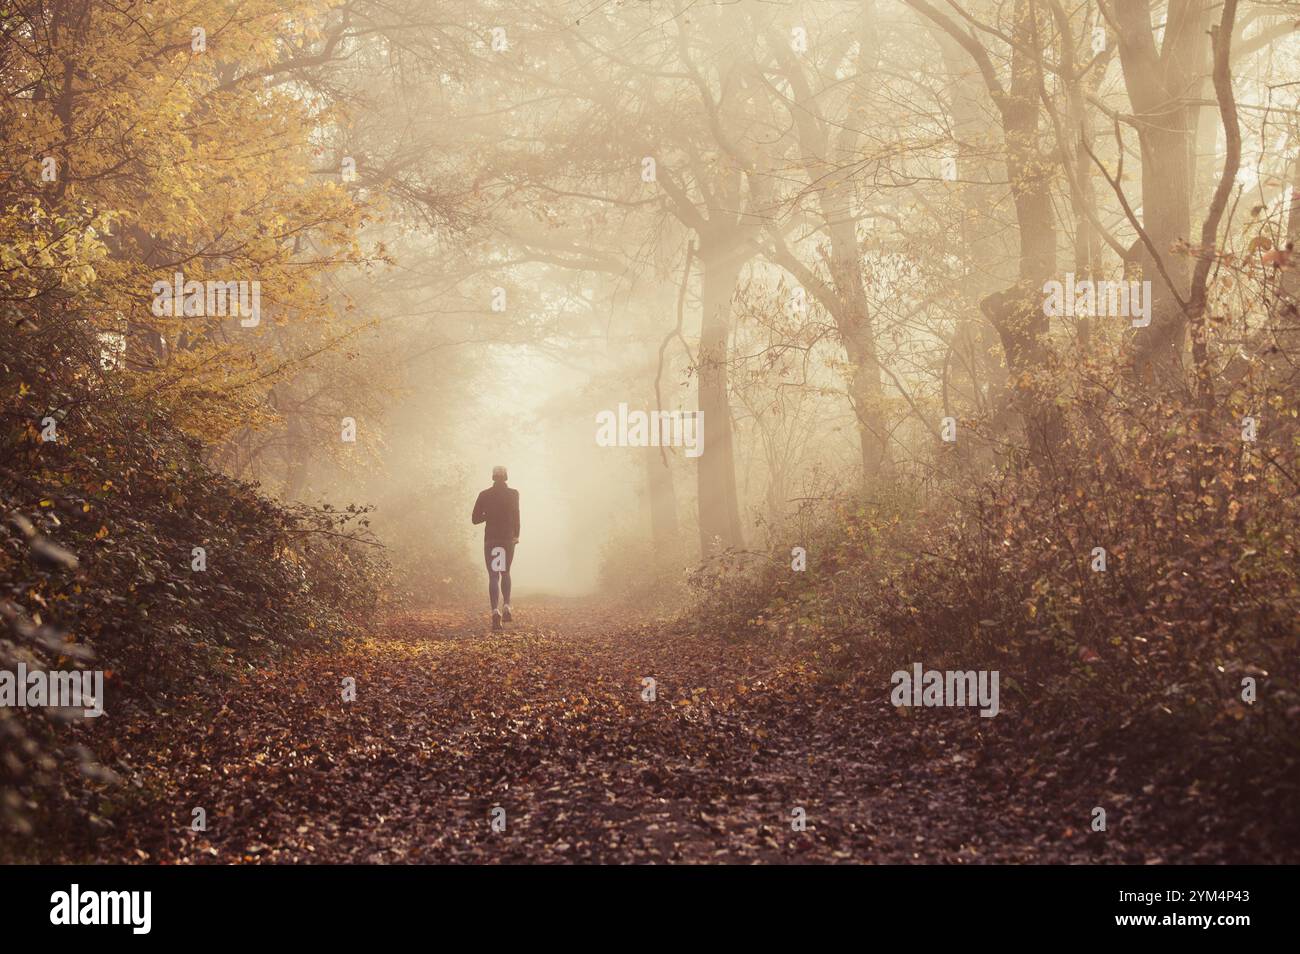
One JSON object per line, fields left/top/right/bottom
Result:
{"left": 472, "top": 483, "right": 520, "bottom": 543}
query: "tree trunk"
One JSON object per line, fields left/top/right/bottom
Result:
{"left": 982, "top": 0, "right": 1061, "bottom": 458}
{"left": 841, "top": 323, "right": 892, "bottom": 480}
{"left": 979, "top": 285, "right": 1062, "bottom": 459}
{"left": 696, "top": 245, "right": 744, "bottom": 555}
{"left": 1111, "top": 0, "right": 1211, "bottom": 381}
{"left": 934, "top": 30, "right": 1011, "bottom": 435}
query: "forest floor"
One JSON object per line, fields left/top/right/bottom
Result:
{"left": 81, "top": 599, "right": 1284, "bottom": 864}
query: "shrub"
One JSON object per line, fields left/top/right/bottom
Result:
{"left": 1, "top": 312, "right": 386, "bottom": 856}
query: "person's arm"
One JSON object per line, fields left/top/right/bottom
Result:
{"left": 512, "top": 490, "right": 520, "bottom": 542}
{"left": 471, "top": 491, "right": 486, "bottom": 525}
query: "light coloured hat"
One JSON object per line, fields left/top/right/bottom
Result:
{"left": 492, "top": 465, "right": 508, "bottom": 482}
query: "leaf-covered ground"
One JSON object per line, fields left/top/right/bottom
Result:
{"left": 81, "top": 601, "right": 1289, "bottom": 864}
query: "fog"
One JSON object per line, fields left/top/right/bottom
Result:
{"left": 459, "top": 347, "right": 631, "bottom": 597}
{"left": 113, "top": 0, "right": 1300, "bottom": 610}
{"left": 7, "top": 0, "right": 1300, "bottom": 870}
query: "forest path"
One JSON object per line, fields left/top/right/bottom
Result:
{"left": 94, "top": 601, "right": 1221, "bottom": 863}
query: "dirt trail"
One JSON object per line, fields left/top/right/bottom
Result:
{"left": 86, "top": 601, "right": 1260, "bottom": 863}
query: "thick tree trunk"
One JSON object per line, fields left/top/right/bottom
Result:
{"left": 979, "top": 285, "right": 1062, "bottom": 459}
{"left": 917, "top": 0, "right": 1058, "bottom": 458}
{"left": 1111, "top": 0, "right": 1211, "bottom": 381}
{"left": 820, "top": 185, "right": 892, "bottom": 481}
{"left": 841, "top": 324, "right": 891, "bottom": 480}
{"left": 696, "top": 247, "right": 744, "bottom": 555}
{"left": 934, "top": 32, "right": 1011, "bottom": 434}
{"left": 982, "top": 0, "right": 1061, "bottom": 458}
{"left": 1131, "top": 123, "right": 1195, "bottom": 376}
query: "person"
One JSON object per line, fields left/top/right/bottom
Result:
{"left": 471, "top": 465, "right": 520, "bottom": 630}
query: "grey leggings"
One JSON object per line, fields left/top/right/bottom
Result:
{"left": 484, "top": 540, "right": 515, "bottom": 610}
